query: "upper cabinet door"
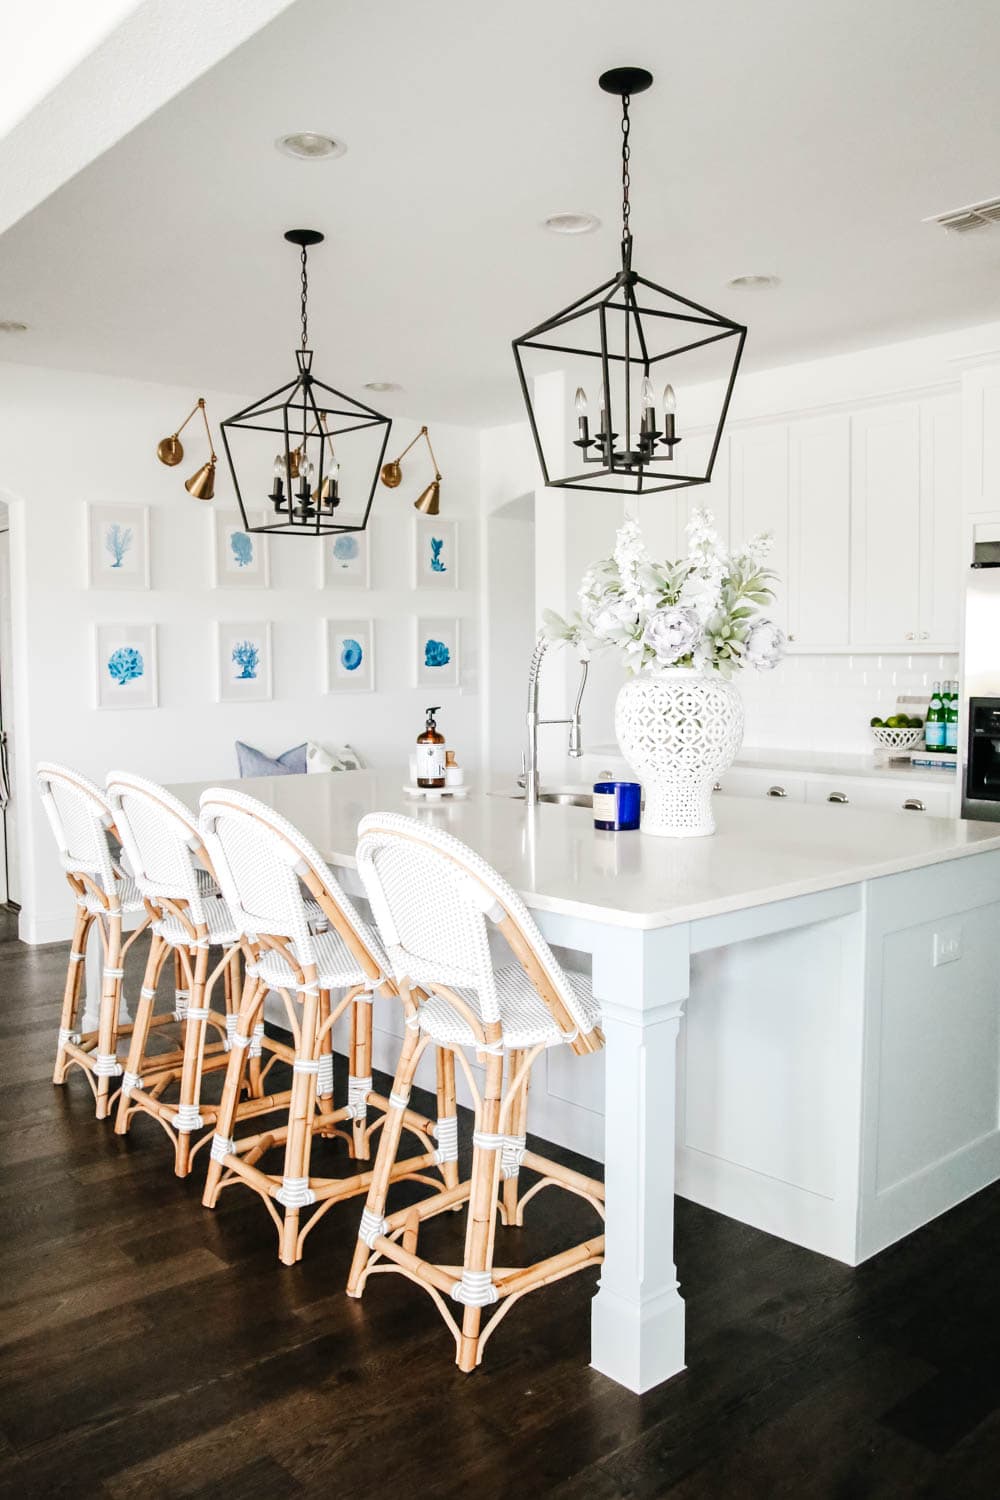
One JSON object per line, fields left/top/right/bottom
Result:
{"left": 919, "top": 392, "right": 961, "bottom": 647}
{"left": 789, "top": 414, "right": 850, "bottom": 646}
{"left": 850, "top": 403, "right": 921, "bottom": 646}
{"left": 730, "top": 426, "right": 789, "bottom": 631}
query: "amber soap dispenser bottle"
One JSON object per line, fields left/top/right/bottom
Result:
{"left": 416, "top": 706, "right": 446, "bottom": 788}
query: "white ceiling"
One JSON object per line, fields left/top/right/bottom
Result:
{"left": 1, "top": 0, "right": 999, "bottom": 428}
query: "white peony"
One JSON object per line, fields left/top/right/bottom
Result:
{"left": 679, "top": 570, "right": 723, "bottom": 624}
{"left": 642, "top": 606, "right": 702, "bottom": 666}
{"left": 589, "top": 596, "right": 639, "bottom": 641}
{"left": 744, "top": 617, "right": 786, "bottom": 671}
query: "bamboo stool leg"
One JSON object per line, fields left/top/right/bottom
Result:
{"left": 276, "top": 983, "right": 320, "bottom": 1266}
{"left": 347, "top": 1023, "right": 425, "bottom": 1297}
{"left": 239, "top": 956, "right": 265, "bottom": 1098}
{"left": 435, "top": 1045, "right": 460, "bottom": 1192}
{"left": 173, "top": 939, "right": 210, "bottom": 1178}
{"left": 173, "top": 948, "right": 188, "bottom": 1020}
{"left": 317, "top": 989, "right": 334, "bottom": 1109}
{"left": 53, "top": 903, "right": 92, "bottom": 1085}
{"left": 456, "top": 1051, "right": 505, "bottom": 1372}
{"left": 502, "top": 1048, "right": 530, "bottom": 1226}
{"left": 203, "top": 980, "right": 265, "bottom": 1208}
{"left": 114, "top": 933, "right": 168, "bottom": 1135}
{"left": 94, "top": 911, "right": 125, "bottom": 1121}
{"left": 349, "top": 993, "right": 373, "bottom": 1161}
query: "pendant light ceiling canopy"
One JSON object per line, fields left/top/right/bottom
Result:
{"left": 512, "top": 67, "right": 747, "bottom": 496}
{"left": 220, "top": 229, "right": 391, "bottom": 536}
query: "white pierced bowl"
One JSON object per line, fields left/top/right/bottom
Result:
{"left": 871, "top": 725, "right": 923, "bottom": 753}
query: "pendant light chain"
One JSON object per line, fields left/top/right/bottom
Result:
{"left": 299, "top": 244, "right": 309, "bottom": 351}
{"left": 620, "top": 92, "right": 632, "bottom": 251}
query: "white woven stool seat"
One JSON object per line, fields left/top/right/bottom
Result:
{"left": 416, "top": 964, "right": 600, "bottom": 1050}
{"left": 154, "top": 894, "right": 241, "bottom": 948}
{"left": 82, "top": 873, "right": 146, "bottom": 916}
{"left": 248, "top": 928, "right": 371, "bottom": 992}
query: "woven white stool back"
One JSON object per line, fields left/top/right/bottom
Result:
{"left": 105, "top": 771, "right": 212, "bottom": 922}
{"left": 199, "top": 786, "right": 386, "bottom": 976}
{"left": 36, "top": 761, "right": 119, "bottom": 897}
{"left": 356, "top": 812, "right": 599, "bottom": 1045}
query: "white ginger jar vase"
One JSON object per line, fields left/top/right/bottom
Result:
{"left": 614, "top": 666, "right": 745, "bottom": 837}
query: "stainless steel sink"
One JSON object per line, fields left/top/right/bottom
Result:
{"left": 537, "top": 790, "right": 594, "bottom": 807}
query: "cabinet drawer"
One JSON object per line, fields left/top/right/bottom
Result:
{"left": 716, "top": 768, "right": 807, "bottom": 802}
{"left": 804, "top": 779, "right": 953, "bottom": 816}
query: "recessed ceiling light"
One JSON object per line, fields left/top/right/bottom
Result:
{"left": 543, "top": 212, "right": 601, "bottom": 236}
{"left": 276, "top": 132, "right": 347, "bottom": 161}
{"left": 0, "top": 320, "right": 28, "bottom": 333}
{"left": 363, "top": 380, "right": 403, "bottom": 393}
{"left": 726, "top": 274, "right": 781, "bottom": 290}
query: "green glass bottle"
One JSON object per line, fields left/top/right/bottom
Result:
{"left": 944, "top": 679, "right": 959, "bottom": 753}
{"left": 925, "top": 682, "right": 944, "bottom": 751}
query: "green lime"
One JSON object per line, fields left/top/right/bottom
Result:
{"left": 870, "top": 717, "right": 884, "bottom": 728}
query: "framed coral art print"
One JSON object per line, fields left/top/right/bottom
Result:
{"left": 415, "top": 617, "right": 460, "bottom": 689}
{"left": 318, "top": 528, "right": 371, "bottom": 589}
{"left": 412, "top": 516, "right": 458, "bottom": 589}
{"left": 212, "top": 511, "right": 270, "bottom": 588}
{"left": 94, "top": 623, "right": 158, "bottom": 709}
{"left": 325, "top": 619, "right": 375, "bottom": 693}
{"left": 216, "top": 621, "right": 272, "bottom": 703}
{"left": 86, "top": 505, "right": 150, "bottom": 589}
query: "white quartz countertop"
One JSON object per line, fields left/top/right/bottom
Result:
{"left": 586, "top": 744, "right": 956, "bottom": 787}
{"left": 169, "top": 768, "right": 1000, "bottom": 932}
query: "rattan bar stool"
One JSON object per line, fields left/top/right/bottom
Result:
{"left": 105, "top": 772, "right": 297, "bottom": 1177}
{"left": 198, "top": 787, "right": 460, "bottom": 1266}
{"left": 347, "top": 812, "right": 606, "bottom": 1373}
{"left": 36, "top": 762, "right": 161, "bottom": 1119}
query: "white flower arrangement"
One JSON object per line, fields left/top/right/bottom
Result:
{"left": 543, "top": 509, "right": 785, "bottom": 677}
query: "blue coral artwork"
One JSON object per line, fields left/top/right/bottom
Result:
{"left": 96, "top": 624, "right": 157, "bottom": 708}
{"left": 215, "top": 513, "right": 269, "bottom": 587}
{"left": 424, "top": 638, "right": 450, "bottom": 668}
{"left": 231, "top": 639, "right": 260, "bottom": 679}
{"left": 322, "top": 529, "right": 368, "bottom": 587}
{"left": 414, "top": 517, "right": 457, "bottom": 588}
{"left": 88, "top": 505, "right": 149, "bottom": 588}
{"left": 105, "top": 524, "right": 133, "bottom": 569}
{"left": 327, "top": 619, "right": 374, "bottom": 692}
{"left": 218, "top": 622, "right": 271, "bottom": 701}
{"left": 230, "top": 530, "right": 254, "bottom": 569}
{"left": 429, "top": 537, "right": 446, "bottom": 573}
{"left": 416, "top": 618, "right": 459, "bottom": 688}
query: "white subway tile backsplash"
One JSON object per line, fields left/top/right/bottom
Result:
{"left": 741, "top": 652, "right": 959, "bottom": 754}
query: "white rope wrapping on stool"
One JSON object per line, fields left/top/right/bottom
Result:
{"left": 173, "top": 1102, "right": 204, "bottom": 1132}
{"left": 275, "top": 1176, "right": 315, "bottom": 1208}
{"left": 317, "top": 1053, "right": 334, "bottom": 1095}
{"left": 388, "top": 1089, "right": 410, "bottom": 1111}
{"left": 210, "top": 1134, "right": 235, "bottom": 1162}
{"left": 231, "top": 1032, "right": 251, "bottom": 1050}
{"left": 69, "top": 951, "right": 86, "bottom": 963}
{"left": 434, "top": 1114, "right": 459, "bottom": 1163}
{"left": 140, "top": 986, "right": 157, "bottom": 1001}
{"left": 173, "top": 989, "right": 189, "bottom": 1021}
{"left": 224, "top": 1013, "right": 237, "bottom": 1050}
{"left": 121, "top": 1070, "right": 144, "bottom": 1096}
{"left": 451, "top": 1270, "right": 499, "bottom": 1307}
{"left": 249, "top": 1023, "right": 265, "bottom": 1059}
{"left": 358, "top": 1208, "right": 388, "bottom": 1247}
{"left": 354, "top": 988, "right": 377, "bottom": 1005}
{"left": 472, "top": 1131, "right": 505, "bottom": 1152}
{"left": 57, "top": 1027, "right": 82, "bottom": 1046}
{"left": 347, "top": 1074, "right": 372, "bottom": 1117}
{"left": 93, "top": 1053, "right": 123, "bottom": 1077}
{"left": 501, "top": 1134, "right": 527, "bottom": 1179}
{"left": 183, "top": 1005, "right": 210, "bottom": 1022}
{"left": 292, "top": 1057, "right": 320, "bottom": 1075}
{"left": 103, "top": 967, "right": 124, "bottom": 981}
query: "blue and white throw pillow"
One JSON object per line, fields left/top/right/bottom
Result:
{"left": 235, "top": 740, "right": 308, "bottom": 778}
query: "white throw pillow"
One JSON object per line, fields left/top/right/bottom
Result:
{"left": 306, "top": 741, "right": 367, "bottom": 774}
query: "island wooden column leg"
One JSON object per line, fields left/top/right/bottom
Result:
{"left": 589, "top": 922, "right": 689, "bottom": 1394}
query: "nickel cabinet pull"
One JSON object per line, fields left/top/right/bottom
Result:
{"left": 827, "top": 792, "right": 849, "bottom": 804}
{"left": 902, "top": 798, "right": 926, "bottom": 812}
{"left": 766, "top": 785, "right": 787, "bottom": 798}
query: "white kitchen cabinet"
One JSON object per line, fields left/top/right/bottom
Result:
{"left": 919, "top": 393, "right": 962, "bottom": 647}
{"left": 730, "top": 426, "right": 789, "bottom": 632}
{"left": 716, "top": 767, "right": 806, "bottom": 801}
{"left": 804, "top": 778, "right": 954, "bottom": 818}
{"left": 789, "top": 414, "right": 851, "bottom": 647}
{"left": 850, "top": 403, "right": 922, "bottom": 647}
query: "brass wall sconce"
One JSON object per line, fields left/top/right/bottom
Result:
{"left": 380, "top": 425, "right": 441, "bottom": 515}
{"left": 156, "top": 396, "right": 218, "bottom": 500}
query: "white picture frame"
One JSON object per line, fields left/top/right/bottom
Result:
{"left": 412, "top": 516, "right": 458, "bottom": 589}
{"left": 212, "top": 511, "right": 270, "bottom": 588}
{"left": 325, "top": 618, "right": 375, "bottom": 693}
{"left": 94, "top": 623, "right": 158, "bottom": 709}
{"left": 318, "top": 528, "right": 371, "bottom": 589}
{"left": 86, "top": 505, "right": 150, "bottom": 589}
{"left": 415, "top": 617, "right": 460, "bottom": 689}
{"left": 216, "top": 621, "right": 272, "bottom": 702}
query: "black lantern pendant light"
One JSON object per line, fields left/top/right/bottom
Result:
{"left": 513, "top": 68, "right": 747, "bottom": 496}
{"left": 220, "top": 230, "right": 391, "bottom": 536}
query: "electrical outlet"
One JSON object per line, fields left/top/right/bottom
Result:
{"left": 933, "top": 927, "right": 962, "bottom": 966}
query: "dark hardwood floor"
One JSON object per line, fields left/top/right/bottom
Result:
{"left": 1, "top": 914, "right": 998, "bottom": 1498}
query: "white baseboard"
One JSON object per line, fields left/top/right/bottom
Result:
{"left": 19, "top": 909, "right": 72, "bottom": 945}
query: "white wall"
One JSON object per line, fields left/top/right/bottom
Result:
{"left": 0, "top": 362, "right": 482, "bottom": 941}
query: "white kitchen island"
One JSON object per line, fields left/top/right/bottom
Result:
{"left": 153, "top": 770, "right": 1000, "bottom": 1395}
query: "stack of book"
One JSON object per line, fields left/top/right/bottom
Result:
{"left": 908, "top": 749, "right": 957, "bottom": 772}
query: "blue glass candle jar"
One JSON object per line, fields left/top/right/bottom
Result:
{"left": 593, "top": 777, "right": 641, "bottom": 832}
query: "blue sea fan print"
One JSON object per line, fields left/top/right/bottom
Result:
{"left": 230, "top": 530, "right": 254, "bottom": 569}
{"left": 424, "top": 638, "right": 450, "bottom": 668}
{"left": 107, "top": 646, "right": 144, "bottom": 685}
{"left": 231, "top": 640, "right": 260, "bottom": 679}
{"left": 332, "top": 535, "right": 359, "bottom": 564}
{"left": 340, "top": 637, "right": 363, "bottom": 672}
{"left": 429, "top": 536, "right": 446, "bottom": 573}
{"left": 105, "top": 523, "right": 133, "bottom": 569}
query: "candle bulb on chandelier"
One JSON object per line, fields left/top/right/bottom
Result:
{"left": 269, "top": 455, "right": 286, "bottom": 509}
{"left": 574, "top": 386, "right": 590, "bottom": 445}
{"left": 662, "top": 383, "right": 678, "bottom": 454}
{"left": 640, "top": 375, "right": 656, "bottom": 438}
